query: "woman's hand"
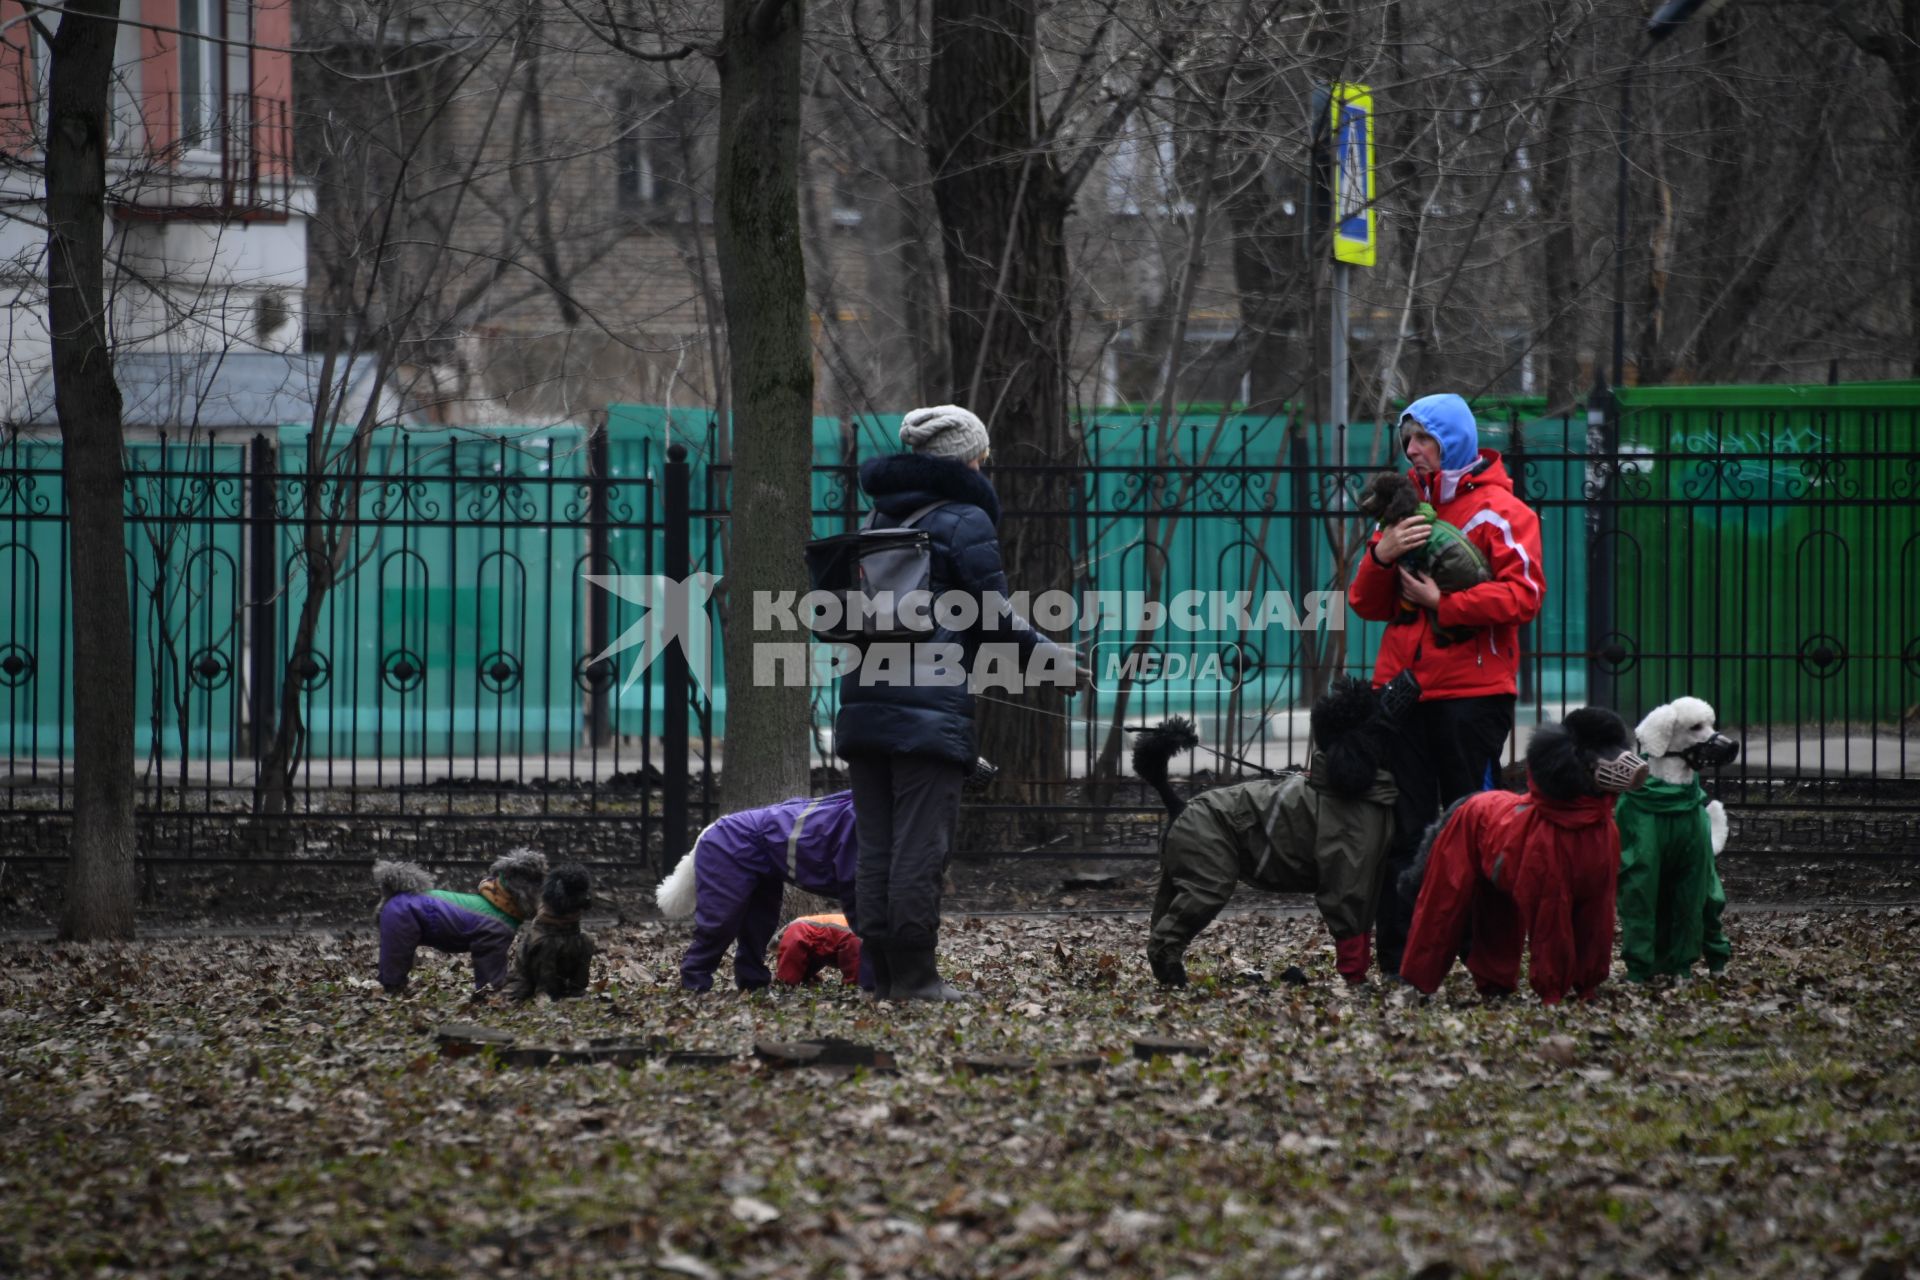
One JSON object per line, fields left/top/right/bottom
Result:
{"left": 1372, "top": 517, "right": 1433, "bottom": 565}
{"left": 1398, "top": 567, "right": 1442, "bottom": 610}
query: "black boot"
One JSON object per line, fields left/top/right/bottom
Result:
{"left": 1147, "top": 946, "right": 1189, "bottom": 988}
{"left": 888, "top": 945, "right": 973, "bottom": 1003}
{"left": 866, "top": 940, "right": 892, "bottom": 1000}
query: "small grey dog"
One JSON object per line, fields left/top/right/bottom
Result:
{"left": 505, "top": 864, "right": 596, "bottom": 1000}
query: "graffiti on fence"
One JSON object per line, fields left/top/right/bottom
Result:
{"left": 1671, "top": 425, "right": 1832, "bottom": 530}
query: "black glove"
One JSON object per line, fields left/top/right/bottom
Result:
{"left": 1377, "top": 670, "right": 1422, "bottom": 723}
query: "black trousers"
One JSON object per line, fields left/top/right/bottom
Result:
{"left": 848, "top": 753, "right": 967, "bottom": 951}
{"left": 1374, "top": 693, "right": 1516, "bottom": 975}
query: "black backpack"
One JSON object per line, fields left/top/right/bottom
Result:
{"left": 802, "top": 501, "right": 949, "bottom": 644}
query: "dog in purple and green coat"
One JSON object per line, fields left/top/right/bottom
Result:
{"left": 373, "top": 849, "right": 547, "bottom": 993}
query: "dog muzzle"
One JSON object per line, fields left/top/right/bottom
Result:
{"left": 1677, "top": 735, "right": 1740, "bottom": 770}
{"left": 1376, "top": 669, "right": 1422, "bottom": 723}
{"left": 1593, "top": 750, "right": 1651, "bottom": 793}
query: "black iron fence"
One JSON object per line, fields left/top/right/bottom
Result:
{"left": 3, "top": 394, "right": 1917, "bottom": 871}
{"left": 1, "top": 428, "right": 690, "bottom": 870}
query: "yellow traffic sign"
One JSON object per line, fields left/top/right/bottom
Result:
{"left": 1330, "top": 83, "right": 1377, "bottom": 267}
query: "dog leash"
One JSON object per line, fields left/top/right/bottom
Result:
{"left": 969, "top": 689, "right": 1293, "bottom": 780}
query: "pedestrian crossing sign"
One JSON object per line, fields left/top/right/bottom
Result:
{"left": 1330, "top": 82, "right": 1377, "bottom": 267}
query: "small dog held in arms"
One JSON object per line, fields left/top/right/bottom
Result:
{"left": 1397, "top": 708, "right": 1650, "bottom": 1005}
{"left": 504, "top": 865, "right": 597, "bottom": 1000}
{"left": 373, "top": 850, "right": 547, "bottom": 994}
{"left": 1355, "top": 471, "right": 1492, "bottom": 646}
{"left": 1614, "top": 697, "right": 1741, "bottom": 981}
{"left": 1132, "top": 672, "right": 1420, "bottom": 987}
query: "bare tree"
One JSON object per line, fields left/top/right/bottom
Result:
{"left": 42, "top": 0, "right": 136, "bottom": 938}
{"left": 712, "top": 0, "right": 815, "bottom": 811}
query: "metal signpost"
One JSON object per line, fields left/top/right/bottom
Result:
{"left": 1328, "top": 82, "right": 1375, "bottom": 477}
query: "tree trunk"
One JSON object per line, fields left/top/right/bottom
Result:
{"left": 1221, "top": 108, "right": 1307, "bottom": 418}
{"left": 927, "top": 0, "right": 1074, "bottom": 823}
{"left": 45, "top": 0, "right": 137, "bottom": 939}
{"left": 1536, "top": 79, "right": 1581, "bottom": 412}
{"left": 1874, "top": 0, "right": 1920, "bottom": 377}
{"left": 1380, "top": 0, "right": 1434, "bottom": 405}
{"left": 714, "top": 0, "right": 814, "bottom": 813}
{"left": 1908, "top": 0, "right": 1920, "bottom": 377}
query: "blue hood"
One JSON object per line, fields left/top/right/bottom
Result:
{"left": 1400, "top": 394, "right": 1480, "bottom": 471}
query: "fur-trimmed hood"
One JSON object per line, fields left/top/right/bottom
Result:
{"left": 859, "top": 453, "right": 1002, "bottom": 526}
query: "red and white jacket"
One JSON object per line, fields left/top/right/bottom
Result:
{"left": 1349, "top": 450, "right": 1545, "bottom": 700}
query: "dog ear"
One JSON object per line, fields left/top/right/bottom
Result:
{"left": 1356, "top": 473, "right": 1394, "bottom": 519}
{"left": 1634, "top": 704, "right": 1678, "bottom": 757}
{"left": 1563, "top": 706, "right": 1632, "bottom": 753}
{"left": 1525, "top": 720, "right": 1590, "bottom": 801}
{"left": 1309, "top": 676, "right": 1375, "bottom": 745}
{"left": 1322, "top": 736, "right": 1381, "bottom": 797}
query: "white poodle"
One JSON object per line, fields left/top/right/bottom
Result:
{"left": 1615, "top": 696, "right": 1741, "bottom": 980}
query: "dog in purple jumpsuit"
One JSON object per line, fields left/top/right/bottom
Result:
{"left": 656, "top": 792, "right": 861, "bottom": 991}
{"left": 373, "top": 849, "right": 547, "bottom": 993}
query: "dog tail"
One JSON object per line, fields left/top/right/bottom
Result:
{"left": 1130, "top": 717, "right": 1199, "bottom": 819}
{"left": 372, "top": 859, "right": 433, "bottom": 901}
{"left": 654, "top": 826, "right": 709, "bottom": 918}
{"left": 1395, "top": 794, "right": 1473, "bottom": 912}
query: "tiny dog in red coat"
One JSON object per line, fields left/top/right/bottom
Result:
{"left": 1397, "top": 707, "right": 1649, "bottom": 1004}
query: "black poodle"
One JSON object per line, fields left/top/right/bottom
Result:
{"left": 1132, "top": 672, "right": 1420, "bottom": 815}
{"left": 505, "top": 864, "right": 597, "bottom": 1001}
{"left": 1131, "top": 673, "right": 1420, "bottom": 986}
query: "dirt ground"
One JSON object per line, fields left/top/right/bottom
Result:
{"left": 3, "top": 845, "right": 1917, "bottom": 938}
{"left": 2, "top": 908, "right": 1916, "bottom": 1279}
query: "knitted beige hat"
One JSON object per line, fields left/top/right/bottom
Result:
{"left": 899, "top": 404, "right": 990, "bottom": 461}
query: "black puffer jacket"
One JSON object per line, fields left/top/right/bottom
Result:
{"left": 834, "top": 454, "right": 1058, "bottom": 766}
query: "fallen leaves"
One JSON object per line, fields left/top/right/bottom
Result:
{"left": 0, "top": 910, "right": 1916, "bottom": 1279}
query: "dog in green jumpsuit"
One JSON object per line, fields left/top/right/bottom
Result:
{"left": 1133, "top": 673, "right": 1418, "bottom": 987}
{"left": 1616, "top": 697, "right": 1740, "bottom": 980}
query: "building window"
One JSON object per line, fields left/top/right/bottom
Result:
{"left": 179, "top": 0, "right": 218, "bottom": 148}
{"left": 111, "top": 0, "right": 144, "bottom": 152}
{"left": 829, "top": 164, "right": 862, "bottom": 229}
{"left": 30, "top": 23, "right": 52, "bottom": 140}
{"left": 615, "top": 87, "right": 701, "bottom": 222}
{"left": 178, "top": 0, "right": 251, "bottom": 153}
{"left": 1104, "top": 97, "right": 1194, "bottom": 219}
{"left": 1108, "top": 321, "right": 1247, "bottom": 407}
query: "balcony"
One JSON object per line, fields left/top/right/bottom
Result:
{"left": 111, "top": 92, "right": 293, "bottom": 222}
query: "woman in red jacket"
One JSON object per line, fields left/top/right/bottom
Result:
{"left": 1349, "top": 393, "right": 1546, "bottom": 976}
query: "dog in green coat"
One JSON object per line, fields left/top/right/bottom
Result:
{"left": 1132, "top": 673, "right": 1419, "bottom": 987}
{"left": 1616, "top": 697, "right": 1740, "bottom": 980}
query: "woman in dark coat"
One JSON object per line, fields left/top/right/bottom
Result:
{"left": 837, "top": 404, "right": 1079, "bottom": 1001}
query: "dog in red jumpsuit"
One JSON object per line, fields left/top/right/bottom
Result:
{"left": 1398, "top": 707, "right": 1648, "bottom": 1004}
{"left": 774, "top": 913, "right": 864, "bottom": 986}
